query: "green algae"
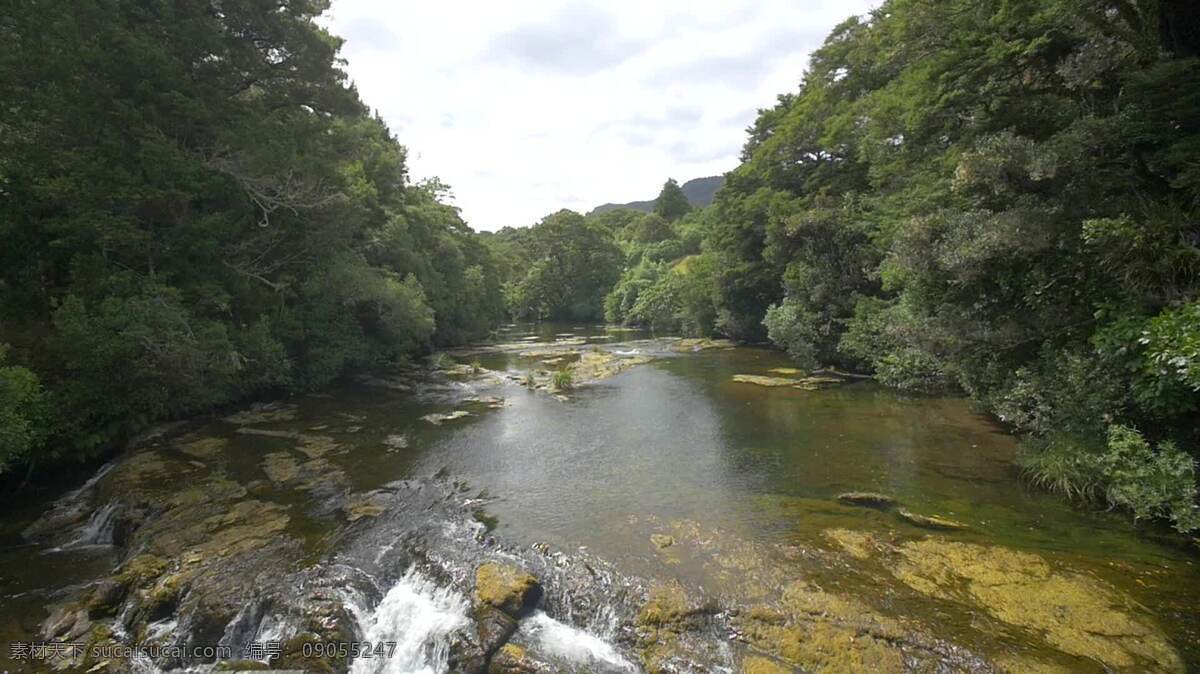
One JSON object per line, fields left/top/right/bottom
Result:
{"left": 893, "top": 538, "right": 1183, "bottom": 672}
{"left": 475, "top": 563, "right": 540, "bottom": 617}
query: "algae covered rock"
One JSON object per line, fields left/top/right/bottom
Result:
{"left": 896, "top": 507, "right": 968, "bottom": 530}
{"left": 650, "top": 533, "right": 675, "bottom": 549}
{"left": 836, "top": 492, "right": 896, "bottom": 508}
{"left": 742, "top": 655, "right": 794, "bottom": 673}
{"left": 489, "top": 642, "right": 542, "bottom": 673}
{"left": 734, "top": 581, "right": 910, "bottom": 674}
{"left": 732, "top": 374, "right": 799, "bottom": 387}
{"left": 475, "top": 563, "right": 541, "bottom": 617}
{"left": 822, "top": 528, "right": 875, "bottom": 560}
{"left": 893, "top": 538, "right": 1183, "bottom": 672}
{"left": 672, "top": 338, "right": 735, "bottom": 352}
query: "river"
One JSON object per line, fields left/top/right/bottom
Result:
{"left": 1, "top": 324, "right": 1197, "bottom": 673}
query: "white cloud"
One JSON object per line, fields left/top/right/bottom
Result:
{"left": 321, "top": 0, "right": 877, "bottom": 230}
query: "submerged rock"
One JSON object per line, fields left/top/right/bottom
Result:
{"left": 836, "top": 492, "right": 896, "bottom": 508}
{"left": 235, "top": 428, "right": 339, "bottom": 458}
{"left": 894, "top": 538, "right": 1182, "bottom": 672}
{"left": 731, "top": 374, "right": 798, "bottom": 387}
{"left": 896, "top": 507, "right": 968, "bottom": 530}
{"left": 177, "top": 436, "right": 228, "bottom": 458}
{"left": 671, "top": 338, "right": 735, "bottom": 352}
{"left": 742, "top": 655, "right": 794, "bottom": 674}
{"left": 383, "top": 433, "right": 410, "bottom": 451}
{"left": 223, "top": 402, "right": 297, "bottom": 425}
{"left": 422, "top": 410, "right": 473, "bottom": 425}
{"left": 732, "top": 373, "right": 845, "bottom": 390}
{"left": 344, "top": 491, "right": 391, "bottom": 521}
{"left": 650, "top": 533, "right": 675, "bottom": 549}
{"left": 823, "top": 528, "right": 875, "bottom": 560}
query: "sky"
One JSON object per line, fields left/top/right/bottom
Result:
{"left": 320, "top": 1, "right": 877, "bottom": 231}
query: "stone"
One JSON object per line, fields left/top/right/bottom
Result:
{"left": 742, "top": 655, "right": 794, "bottom": 674}
{"left": 475, "top": 563, "right": 541, "bottom": 617}
{"left": 222, "top": 403, "right": 297, "bottom": 425}
{"left": 421, "top": 410, "right": 473, "bottom": 425}
{"left": 488, "top": 643, "right": 541, "bottom": 673}
{"left": 823, "top": 529, "right": 874, "bottom": 560}
{"left": 650, "top": 533, "right": 676, "bottom": 549}
{"left": 893, "top": 538, "right": 1182, "bottom": 671}
{"left": 383, "top": 434, "right": 410, "bottom": 451}
{"left": 731, "top": 375, "right": 798, "bottom": 387}
{"left": 836, "top": 492, "right": 896, "bottom": 508}
{"left": 896, "top": 507, "right": 968, "bottom": 530}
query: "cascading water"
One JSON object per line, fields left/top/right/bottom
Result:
{"left": 520, "top": 610, "right": 637, "bottom": 672}
{"left": 55, "top": 501, "right": 118, "bottom": 550}
{"left": 349, "top": 568, "right": 471, "bottom": 674}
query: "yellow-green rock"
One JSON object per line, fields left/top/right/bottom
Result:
{"left": 475, "top": 563, "right": 540, "bottom": 616}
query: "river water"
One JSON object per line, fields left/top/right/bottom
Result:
{"left": 1, "top": 324, "right": 1197, "bottom": 673}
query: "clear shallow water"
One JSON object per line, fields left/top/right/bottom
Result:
{"left": 1, "top": 323, "right": 1198, "bottom": 671}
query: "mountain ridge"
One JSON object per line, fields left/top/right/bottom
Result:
{"left": 588, "top": 175, "right": 725, "bottom": 216}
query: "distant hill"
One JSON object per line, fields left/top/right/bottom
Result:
{"left": 588, "top": 176, "right": 725, "bottom": 216}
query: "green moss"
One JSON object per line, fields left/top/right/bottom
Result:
{"left": 475, "top": 563, "right": 540, "bottom": 616}
{"left": 893, "top": 538, "right": 1182, "bottom": 671}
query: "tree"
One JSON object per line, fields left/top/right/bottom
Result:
{"left": 653, "top": 179, "right": 692, "bottom": 222}
{"left": 0, "top": 0, "right": 505, "bottom": 480}
{"left": 503, "top": 211, "right": 623, "bottom": 321}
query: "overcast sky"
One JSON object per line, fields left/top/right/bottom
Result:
{"left": 321, "top": 1, "right": 877, "bottom": 231}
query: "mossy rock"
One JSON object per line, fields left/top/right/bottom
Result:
{"left": 271, "top": 633, "right": 336, "bottom": 673}
{"left": 896, "top": 507, "right": 968, "bottom": 530}
{"left": 177, "top": 436, "right": 228, "bottom": 458}
{"left": 731, "top": 374, "right": 798, "bottom": 387}
{"left": 475, "top": 563, "right": 541, "bottom": 617}
{"left": 83, "top": 579, "right": 126, "bottom": 618}
{"left": 742, "top": 655, "right": 795, "bottom": 674}
{"left": 650, "top": 533, "right": 675, "bottom": 549}
{"left": 637, "top": 583, "right": 709, "bottom": 631}
{"left": 115, "top": 554, "right": 170, "bottom": 588}
{"left": 836, "top": 492, "right": 896, "bottom": 508}
{"left": 489, "top": 643, "right": 540, "bottom": 673}
{"left": 893, "top": 538, "right": 1183, "bottom": 671}
{"left": 823, "top": 528, "right": 874, "bottom": 560}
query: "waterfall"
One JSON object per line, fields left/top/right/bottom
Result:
{"left": 520, "top": 610, "right": 638, "bottom": 672}
{"left": 349, "top": 568, "right": 471, "bottom": 674}
{"left": 56, "top": 501, "right": 118, "bottom": 549}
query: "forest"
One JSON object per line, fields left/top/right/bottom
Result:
{"left": 2, "top": 0, "right": 1198, "bottom": 536}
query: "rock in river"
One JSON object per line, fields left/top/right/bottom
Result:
{"left": 897, "top": 507, "right": 968, "bottom": 530}
{"left": 475, "top": 563, "right": 542, "bottom": 617}
{"left": 836, "top": 491, "right": 897, "bottom": 508}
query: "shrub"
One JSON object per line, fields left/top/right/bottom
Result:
{"left": 0, "top": 345, "right": 55, "bottom": 473}
{"left": 551, "top": 369, "right": 574, "bottom": 391}
{"left": 1099, "top": 426, "right": 1199, "bottom": 533}
{"left": 1020, "top": 426, "right": 1200, "bottom": 533}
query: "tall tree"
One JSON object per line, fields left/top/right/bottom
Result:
{"left": 653, "top": 179, "right": 692, "bottom": 222}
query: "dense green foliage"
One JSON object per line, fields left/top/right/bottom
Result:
{"left": 486, "top": 210, "right": 623, "bottom": 322}
{"left": 705, "top": 0, "right": 1200, "bottom": 531}
{"left": 652, "top": 179, "right": 692, "bottom": 222}
{"left": 0, "top": 0, "right": 503, "bottom": 476}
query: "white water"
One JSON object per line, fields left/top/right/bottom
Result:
{"left": 521, "top": 610, "right": 637, "bottom": 672}
{"left": 349, "top": 569, "right": 471, "bottom": 674}
{"left": 54, "top": 501, "right": 118, "bottom": 550}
